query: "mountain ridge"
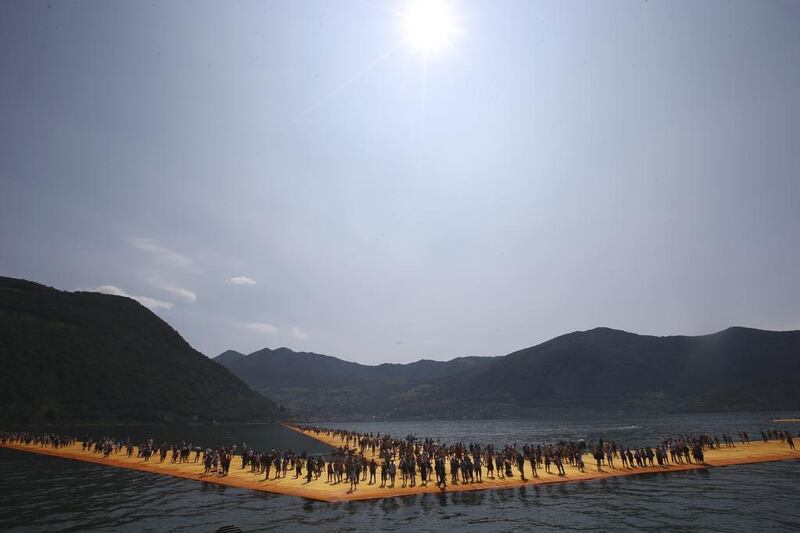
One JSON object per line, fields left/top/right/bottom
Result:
{"left": 217, "top": 325, "right": 790, "bottom": 368}
{"left": 217, "top": 326, "right": 800, "bottom": 420}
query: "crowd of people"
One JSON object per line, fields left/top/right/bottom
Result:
{"left": 0, "top": 432, "right": 76, "bottom": 448}
{"left": 1, "top": 426, "right": 796, "bottom": 494}
{"left": 292, "top": 425, "right": 797, "bottom": 492}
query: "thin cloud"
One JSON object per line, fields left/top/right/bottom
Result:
{"left": 243, "top": 322, "right": 278, "bottom": 334}
{"left": 292, "top": 326, "right": 309, "bottom": 340}
{"left": 130, "top": 237, "right": 192, "bottom": 269}
{"left": 227, "top": 276, "right": 256, "bottom": 286}
{"left": 84, "top": 285, "right": 174, "bottom": 311}
{"left": 160, "top": 285, "right": 197, "bottom": 303}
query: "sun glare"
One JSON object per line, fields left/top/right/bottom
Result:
{"left": 401, "top": 0, "right": 463, "bottom": 54}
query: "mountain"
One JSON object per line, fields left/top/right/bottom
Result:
{"left": 214, "top": 347, "right": 492, "bottom": 420}
{"left": 214, "top": 350, "right": 247, "bottom": 365}
{"left": 218, "top": 326, "right": 800, "bottom": 421}
{"left": 0, "top": 277, "right": 281, "bottom": 424}
{"left": 434, "top": 326, "right": 800, "bottom": 415}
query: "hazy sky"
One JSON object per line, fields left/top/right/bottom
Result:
{"left": 1, "top": 0, "right": 798, "bottom": 363}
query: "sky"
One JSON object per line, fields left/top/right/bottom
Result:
{"left": 1, "top": 0, "right": 799, "bottom": 364}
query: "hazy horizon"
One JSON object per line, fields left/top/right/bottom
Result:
{"left": 2, "top": 0, "right": 799, "bottom": 364}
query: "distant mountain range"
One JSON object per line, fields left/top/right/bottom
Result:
{"left": 0, "top": 277, "right": 280, "bottom": 424}
{"left": 3, "top": 275, "right": 797, "bottom": 425}
{"left": 217, "top": 327, "right": 800, "bottom": 421}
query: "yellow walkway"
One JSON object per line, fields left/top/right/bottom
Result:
{"left": 2, "top": 429, "right": 797, "bottom": 502}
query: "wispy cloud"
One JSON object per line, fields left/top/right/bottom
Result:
{"left": 292, "top": 326, "right": 309, "bottom": 340}
{"left": 227, "top": 276, "right": 256, "bottom": 286}
{"left": 130, "top": 237, "right": 192, "bottom": 269}
{"left": 84, "top": 285, "right": 174, "bottom": 311}
{"left": 243, "top": 322, "right": 278, "bottom": 334}
{"left": 159, "top": 285, "right": 197, "bottom": 303}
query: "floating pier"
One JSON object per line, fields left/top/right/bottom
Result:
{"left": 1, "top": 426, "right": 797, "bottom": 502}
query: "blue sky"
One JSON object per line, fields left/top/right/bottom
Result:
{"left": 1, "top": 0, "right": 799, "bottom": 363}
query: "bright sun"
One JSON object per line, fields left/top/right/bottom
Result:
{"left": 401, "top": 0, "right": 462, "bottom": 54}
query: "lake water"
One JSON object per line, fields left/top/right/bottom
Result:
{"left": 1, "top": 411, "right": 799, "bottom": 532}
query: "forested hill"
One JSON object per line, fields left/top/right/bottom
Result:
{"left": 0, "top": 277, "right": 280, "bottom": 424}
{"left": 216, "top": 346, "right": 492, "bottom": 420}
{"left": 433, "top": 326, "right": 800, "bottom": 416}
{"left": 218, "top": 327, "right": 800, "bottom": 421}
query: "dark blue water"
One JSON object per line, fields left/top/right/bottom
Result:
{"left": 1, "top": 412, "right": 799, "bottom": 532}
